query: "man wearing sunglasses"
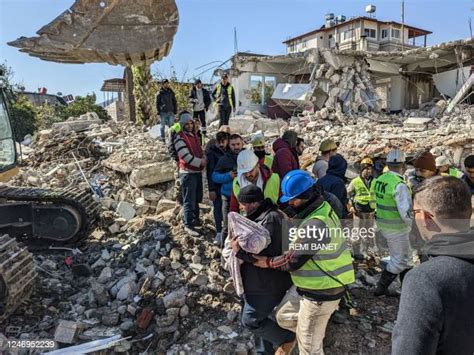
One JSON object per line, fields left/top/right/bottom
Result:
{"left": 392, "top": 176, "right": 474, "bottom": 354}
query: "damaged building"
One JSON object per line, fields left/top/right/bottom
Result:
{"left": 229, "top": 38, "right": 473, "bottom": 117}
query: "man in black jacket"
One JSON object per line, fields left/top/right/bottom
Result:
{"left": 392, "top": 176, "right": 474, "bottom": 354}
{"left": 189, "top": 79, "right": 211, "bottom": 136}
{"left": 156, "top": 79, "right": 177, "bottom": 142}
{"left": 205, "top": 131, "right": 229, "bottom": 243}
{"left": 231, "top": 185, "right": 295, "bottom": 354}
{"left": 212, "top": 73, "right": 236, "bottom": 127}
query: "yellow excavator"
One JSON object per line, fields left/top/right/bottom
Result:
{"left": 0, "top": 0, "right": 179, "bottom": 322}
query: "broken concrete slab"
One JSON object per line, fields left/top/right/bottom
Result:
{"left": 54, "top": 320, "right": 83, "bottom": 344}
{"left": 129, "top": 162, "right": 175, "bottom": 188}
{"left": 116, "top": 201, "right": 136, "bottom": 221}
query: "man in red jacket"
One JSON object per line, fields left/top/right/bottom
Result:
{"left": 229, "top": 150, "right": 280, "bottom": 213}
{"left": 173, "top": 113, "right": 207, "bottom": 236}
{"left": 271, "top": 130, "right": 300, "bottom": 180}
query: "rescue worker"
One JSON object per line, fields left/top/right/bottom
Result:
{"left": 406, "top": 151, "right": 437, "bottom": 190}
{"left": 312, "top": 139, "right": 338, "bottom": 179}
{"left": 230, "top": 150, "right": 280, "bottom": 213}
{"left": 371, "top": 149, "right": 413, "bottom": 296}
{"left": 347, "top": 158, "right": 376, "bottom": 258}
{"left": 251, "top": 132, "right": 273, "bottom": 169}
{"left": 435, "top": 155, "right": 463, "bottom": 177}
{"left": 212, "top": 73, "right": 235, "bottom": 127}
{"left": 252, "top": 170, "right": 355, "bottom": 355}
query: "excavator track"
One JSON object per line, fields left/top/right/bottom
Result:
{"left": 0, "top": 234, "right": 37, "bottom": 323}
{"left": 0, "top": 186, "right": 100, "bottom": 246}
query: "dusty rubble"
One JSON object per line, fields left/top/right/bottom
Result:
{"left": 2, "top": 102, "right": 472, "bottom": 353}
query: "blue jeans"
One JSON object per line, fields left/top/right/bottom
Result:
{"left": 160, "top": 112, "right": 175, "bottom": 139}
{"left": 241, "top": 294, "right": 295, "bottom": 354}
{"left": 179, "top": 173, "right": 203, "bottom": 227}
{"left": 212, "top": 192, "right": 223, "bottom": 233}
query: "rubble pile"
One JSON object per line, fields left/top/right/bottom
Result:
{"left": 11, "top": 117, "right": 178, "bottom": 221}
{"left": 312, "top": 50, "right": 382, "bottom": 113}
{"left": 294, "top": 103, "right": 473, "bottom": 165}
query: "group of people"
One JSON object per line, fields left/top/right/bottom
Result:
{"left": 157, "top": 77, "right": 474, "bottom": 354}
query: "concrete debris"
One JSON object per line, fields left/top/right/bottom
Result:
{"left": 7, "top": 0, "right": 179, "bottom": 66}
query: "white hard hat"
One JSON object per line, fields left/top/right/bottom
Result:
{"left": 386, "top": 149, "right": 406, "bottom": 164}
{"left": 435, "top": 155, "right": 451, "bottom": 167}
{"left": 237, "top": 149, "right": 259, "bottom": 175}
{"left": 430, "top": 147, "right": 444, "bottom": 157}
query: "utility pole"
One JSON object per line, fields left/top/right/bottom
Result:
{"left": 234, "top": 27, "right": 238, "bottom": 55}
{"left": 401, "top": 0, "right": 405, "bottom": 50}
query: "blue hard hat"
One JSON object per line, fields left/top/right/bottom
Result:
{"left": 280, "top": 170, "right": 315, "bottom": 203}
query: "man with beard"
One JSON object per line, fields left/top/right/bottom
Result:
{"left": 230, "top": 150, "right": 280, "bottom": 213}
{"left": 206, "top": 131, "right": 229, "bottom": 243}
{"left": 212, "top": 134, "right": 244, "bottom": 244}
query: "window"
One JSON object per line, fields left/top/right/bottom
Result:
{"left": 391, "top": 29, "right": 401, "bottom": 39}
{"left": 364, "top": 28, "right": 376, "bottom": 38}
{"left": 342, "top": 30, "right": 353, "bottom": 41}
{"left": 301, "top": 40, "right": 307, "bottom": 49}
{"left": 381, "top": 29, "right": 388, "bottom": 39}
{"left": 249, "top": 75, "right": 276, "bottom": 106}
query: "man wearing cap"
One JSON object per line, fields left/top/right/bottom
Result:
{"left": 189, "top": 79, "right": 211, "bottom": 136}
{"left": 212, "top": 74, "right": 236, "bottom": 127}
{"left": 371, "top": 149, "right": 414, "bottom": 296}
{"left": 156, "top": 79, "right": 177, "bottom": 142}
{"left": 436, "top": 155, "right": 463, "bottom": 178}
{"left": 173, "top": 113, "right": 207, "bottom": 236}
{"left": 212, "top": 134, "right": 244, "bottom": 243}
{"left": 272, "top": 130, "right": 300, "bottom": 180}
{"left": 407, "top": 151, "right": 437, "bottom": 190}
{"left": 312, "top": 139, "right": 338, "bottom": 179}
{"left": 252, "top": 170, "right": 355, "bottom": 355}
{"left": 251, "top": 133, "right": 273, "bottom": 169}
{"left": 347, "top": 158, "right": 376, "bottom": 258}
{"left": 230, "top": 185, "right": 295, "bottom": 354}
{"left": 230, "top": 150, "right": 280, "bottom": 214}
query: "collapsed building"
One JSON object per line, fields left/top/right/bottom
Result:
{"left": 228, "top": 38, "right": 474, "bottom": 118}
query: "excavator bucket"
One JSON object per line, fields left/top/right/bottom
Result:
{"left": 7, "top": 0, "right": 179, "bottom": 66}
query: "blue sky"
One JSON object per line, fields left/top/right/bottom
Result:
{"left": 0, "top": 0, "right": 471, "bottom": 100}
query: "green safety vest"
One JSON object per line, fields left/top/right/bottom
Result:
{"left": 371, "top": 172, "right": 409, "bottom": 232}
{"left": 263, "top": 155, "right": 274, "bottom": 170}
{"left": 448, "top": 167, "right": 462, "bottom": 178}
{"left": 352, "top": 176, "right": 375, "bottom": 209}
{"left": 215, "top": 84, "right": 234, "bottom": 108}
{"left": 232, "top": 173, "right": 280, "bottom": 205}
{"left": 170, "top": 122, "right": 181, "bottom": 134}
{"left": 291, "top": 201, "right": 355, "bottom": 290}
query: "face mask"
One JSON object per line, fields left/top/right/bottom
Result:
{"left": 254, "top": 150, "right": 266, "bottom": 159}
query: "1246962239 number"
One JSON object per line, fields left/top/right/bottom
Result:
{"left": 7, "top": 340, "right": 56, "bottom": 349}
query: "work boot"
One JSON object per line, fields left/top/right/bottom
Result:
{"left": 399, "top": 267, "right": 413, "bottom": 286}
{"left": 274, "top": 339, "right": 297, "bottom": 355}
{"left": 374, "top": 269, "right": 399, "bottom": 297}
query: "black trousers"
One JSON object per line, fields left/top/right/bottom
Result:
{"left": 193, "top": 110, "right": 206, "bottom": 134}
{"left": 218, "top": 105, "right": 232, "bottom": 127}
